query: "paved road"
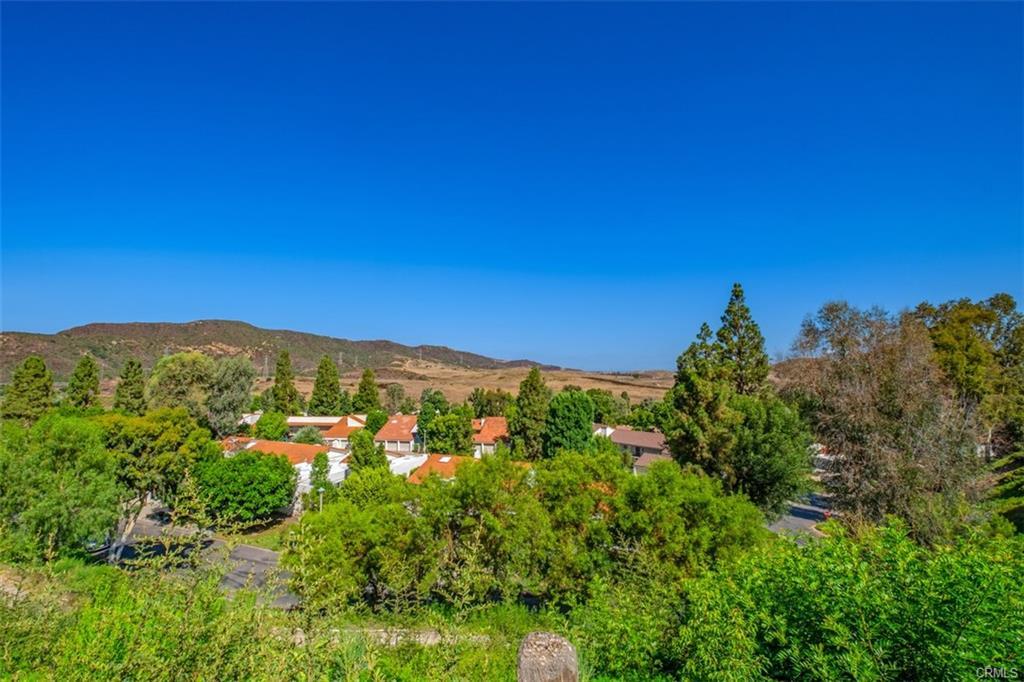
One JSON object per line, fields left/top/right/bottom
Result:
{"left": 123, "top": 502, "right": 299, "bottom": 609}
{"left": 769, "top": 494, "right": 832, "bottom": 541}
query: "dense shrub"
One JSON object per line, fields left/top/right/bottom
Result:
{"left": 194, "top": 451, "right": 296, "bottom": 523}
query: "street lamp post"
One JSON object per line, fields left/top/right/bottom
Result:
{"left": 318, "top": 487, "right": 325, "bottom": 513}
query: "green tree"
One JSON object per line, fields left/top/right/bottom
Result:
{"left": 0, "top": 415, "right": 121, "bottom": 561}
{"left": 1, "top": 356, "right": 54, "bottom": 423}
{"left": 348, "top": 428, "right": 387, "bottom": 472}
{"left": 195, "top": 451, "right": 296, "bottom": 523}
{"left": 544, "top": 389, "right": 595, "bottom": 457}
{"left": 509, "top": 368, "right": 551, "bottom": 460}
{"left": 352, "top": 369, "right": 380, "bottom": 413}
{"left": 364, "top": 408, "right": 388, "bottom": 436}
{"left": 715, "top": 283, "right": 770, "bottom": 395}
{"left": 587, "top": 388, "right": 629, "bottom": 426}
{"left": 293, "top": 425, "right": 324, "bottom": 445}
{"left": 308, "top": 355, "right": 343, "bottom": 416}
{"left": 468, "top": 388, "right": 513, "bottom": 418}
{"left": 337, "top": 389, "right": 353, "bottom": 415}
{"left": 309, "top": 451, "right": 331, "bottom": 498}
{"left": 418, "top": 388, "right": 449, "bottom": 433}
{"left": 252, "top": 411, "right": 288, "bottom": 440}
{"left": 206, "top": 357, "right": 256, "bottom": 438}
{"left": 112, "top": 358, "right": 146, "bottom": 416}
{"left": 64, "top": 355, "right": 101, "bottom": 409}
{"left": 422, "top": 406, "right": 474, "bottom": 455}
{"left": 384, "top": 383, "right": 410, "bottom": 414}
{"left": 146, "top": 352, "right": 215, "bottom": 422}
{"left": 271, "top": 351, "right": 302, "bottom": 416}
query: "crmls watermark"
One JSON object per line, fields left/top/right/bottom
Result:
{"left": 977, "top": 667, "right": 1020, "bottom": 679}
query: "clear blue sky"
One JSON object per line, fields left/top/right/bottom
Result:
{"left": 2, "top": 2, "right": 1021, "bottom": 370}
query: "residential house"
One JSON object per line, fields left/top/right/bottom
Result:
{"left": 408, "top": 454, "right": 473, "bottom": 484}
{"left": 632, "top": 452, "right": 673, "bottom": 475}
{"left": 220, "top": 437, "right": 346, "bottom": 496}
{"left": 286, "top": 415, "right": 343, "bottom": 437}
{"left": 471, "top": 416, "right": 509, "bottom": 457}
{"left": 322, "top": 414, "right": 368, "bottom": 449}
{"left": 594, "top": 426, "right": 668, "bottom": 463}
{"left": 375, "top": 414, "right": 419, "bottom": 453}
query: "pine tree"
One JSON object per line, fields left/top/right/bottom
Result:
{"left": 308, "top": 355, "right": 342, "bottom": 415}
{"left": 715, "top": 283, "right": 770, "bottom": 395}
{"left": 64, "top": 355, "right": 101, "bottom": 409}
{"left": 113, "top": 358, "right": 147, "bottom": 416}
{"left": 2, "top": 356, "right": 54, "bottom": 422}
{"left": 338, "top": 389, "right": 353, "bottom": 415}
{"left": 509, "top": 367, "right": 551, "bottom": 460}
{"left": 352, "top": 369, "right": 380, "bottom": 413}
{"left": 271, "top": 351, "right": 302, "bottom": 415}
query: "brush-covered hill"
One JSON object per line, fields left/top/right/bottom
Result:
{"left": 0, "top": 320, "right": 549, "bottom": 382}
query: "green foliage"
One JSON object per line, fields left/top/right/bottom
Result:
{"left": 626, "top": 397, "right": 673, "bottom": 432}
{"left": 468, "top": 387, "right": 513, "bottom": 418}
{"left": 308, "top": 451, "right": 332, "bottom": 501}
{"left": 293, "top": 425, "right": 324, "bottom": 445}
{"left": 145, "top": 352, "right": 214, "bottom": 422}
{"left": 112, "top": 358, "right": 146, "bottom": 416}
{"left": 509, "top": 367, "right": 551, "bottom": 460}
{"left": 0, "top": 415, "right": 121, "bottom": 562}
{"left": 348, "top": 428, "right": 388, "bottom": 472}
{"left": 288, "top": 451, "right": 765, "bottom": 614}
{"left": 195, "top": 451, "right": 297, "bottom": 523}
{"left": 676, "top": 522, "right": 1024, "bottom": 680}
{"left": 1, "top": 356, "right": 54, "bottom": 423}
{"left": 205, "top": 357, "right": 256, "bottom": 438}
{"left": 384, "top": 383, "right": 410, "bottom": 414}
{"left": 418, "top": 388, "right": 450, "bottom": 433}
{"left": 252, "top": 411, "right": 288, "bottom": 440}
{"left": 98, "top": 408, "right": 221, "bottom": 512}
{"left": 364, "top": 407, "right": 388, "bottom": 436}
{"left": 352, "top": 368, "right": 380, "bottom": 413}
{"left": 587, "top": 388, "right": 629, "bottom": 426}
{"left": 64, "top": 355, "right": 101, "bottom": 409}
{"left": 308, "top": 355, "right": 343, "bottom": 416}
{"left": 271, "top": 351, "right": 302, "bottom": 416}
{"left": 422, "top": 406, "right": 474, "bottom": 455}
{"left": 715, "top": 282, "right": 770, "bottom": 395}
{"left": 545, "top": 389, "right": 596, "bottom": 457}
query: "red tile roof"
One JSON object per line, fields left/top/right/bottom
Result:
{"left": 242, "top": 439, "right": 328, "bottom": 466}
{"left": 323, "top": 415, "right": 368, "bottom": 439}
{"left": 472, "top": 416, "right": 509, "bottom": 444}
{"left": 375, "top": 414, "right": 418, "bottom": 442}
{"left": 408, "top": 454, "right": 473, "bottom": 484}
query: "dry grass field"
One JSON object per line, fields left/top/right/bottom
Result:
{"left": 252, "top": 358, "right": 674, "bottom": 405}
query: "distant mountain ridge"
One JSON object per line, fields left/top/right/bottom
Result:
{"left": 0, "top": 319, "right": 552, "bottom": 381}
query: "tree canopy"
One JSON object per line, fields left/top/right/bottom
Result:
{"left": 352, "top": 369, "right": 380, "bottom": 413}
{"left": 348, "top": 428, "right": 388, "bottom": 472}
{"left": 544, "top": 389, "right": 595, "bottom": 457}
{"left": 1, "top": 356, "right": 54, "bottom": 423}
{"left": 271, "top": 351, "right": 303, "bottom": 416}
{"left": 64, "top": 355, "right": 101, "bottom": 409}
{"left": 308, "top": 355, "right": 343, "bottom": 416}
{"left": 509, "top": 368, "right": 551, "bottom": 460}
{"left": 112, "top": 358, "right": 146, "bottom": 416}
{"left": 195, "top": 451, "right": 296, "bottom": 523}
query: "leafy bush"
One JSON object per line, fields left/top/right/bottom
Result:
{"left": 252, "top": 411, "right": 288, "bottom": 440}
{"left": 194, "top": 451, "right": 296, "bottom": 523}
{"left": 292, "top": 425, "right": 324, "bottom": 445}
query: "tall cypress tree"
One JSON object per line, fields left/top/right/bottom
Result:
{"left": 271, "top": 351, "right": 303, "bottom": 415}
{"left": 509, "top": 367, "right": 551, "bottom": 460}
{"left": 113, "top": 358, "right": 147, "bottom": 416}
{"left": 715, "top": 283, "right": 770, "bottom": 395}
{"left": 65, "top": 355, "right": 101, "bottom": 409}
{"left": 308, "top": 355, "right": 342, "bottom": 415}
{"left": 352, "top": 369, "right": 380, "bottom": 413}
{"left": 1, "top": 356, "right": 54, "bottom": 423}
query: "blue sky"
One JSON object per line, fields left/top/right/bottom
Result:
{"left": 2, "top": 2, "right": 1021, "bottom": 370}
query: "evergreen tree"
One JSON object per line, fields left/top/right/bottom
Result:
{"left": 349, "top": 428, "right": 387, "bottom": 471}
{"left": 146, "top": 352, "right": 214, "bottom": 422}
{"left": 715, "top": 283, "right": 770, "bottom": 395}
{"left": 271, "top": 351, "right": 302, "bottom": 415}
{"left": 352, "top": 369, "right": 380, "bottom": 413}
{"left": 64, "top": 355, "right": 101, "bottom": 409}
{"left": 544, "top": 389, "right": 596, "bottom": 457}
{"left": 206, "top": 357, "right": 256, "bottom": 437}
{"left": 422, "top": 405, "right": 474, "bottom": 455}
{"left": 509, "top": 367, "right": 551, "bottom": 460}
{"left": 384, "top": 383, "right": 409, "bottom": 414}
{"left": 308, "top": 355, "right": 342, "bottom": 415}
{"left": 113, "top": 358, "right": 147, "bottom": 416}
{"left": 1, "top": 356, "right": 54, "bottom": 423}
{"left": 338, "top": 389, "right": 353, "bottom": 415}
{"left": 418, "top": 388, "right": 449, "bottom": 433}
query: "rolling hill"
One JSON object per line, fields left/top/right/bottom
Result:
{"left": 0, "top": 320, "right": 549, "bottom": 383}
